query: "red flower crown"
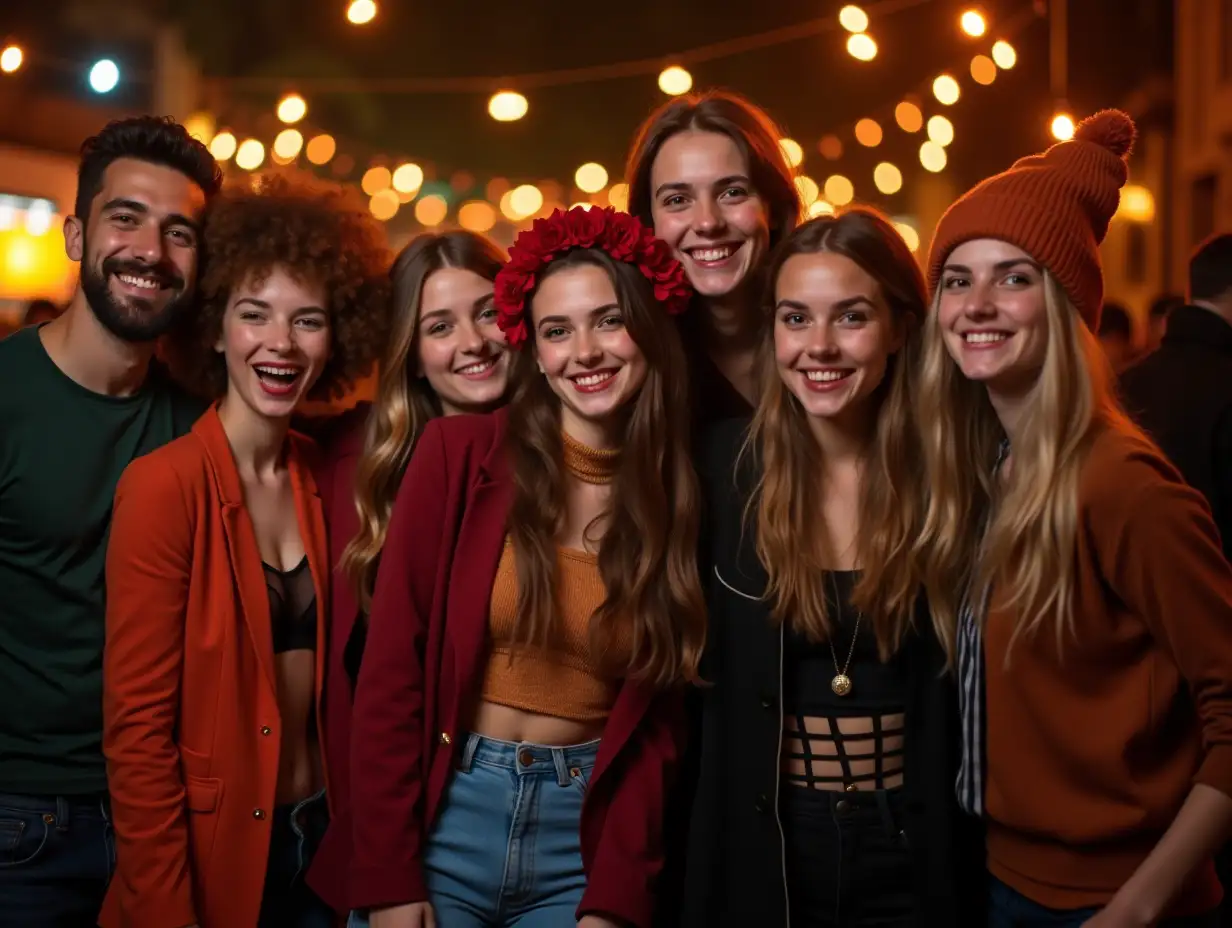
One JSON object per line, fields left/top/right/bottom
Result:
{"left": 494, "top": 206, "right": 692, "bottom": 348}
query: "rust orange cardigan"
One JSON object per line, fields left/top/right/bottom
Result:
{"left": 99, "top": 406, "right": 331, "bottom": 928}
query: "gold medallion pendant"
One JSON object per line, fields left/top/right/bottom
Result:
{"left": 831, "top": 673, "right": 853, "bottom": 697}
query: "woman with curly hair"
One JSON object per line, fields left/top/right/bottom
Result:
{"left": 624, "top": 89, "right": 802, "bottom": 425}
{"left": 307, "top": 230, "right": 510, "bottom": 913}
{"left": 99, "top": 172, "right": 391, "bottom": 928}
{"left": 347, "top": 206, "right": 705, "bottom": 928}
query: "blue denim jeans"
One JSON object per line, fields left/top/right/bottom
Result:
{"left": 258, "top": 789, "right": 335, "bottom": 928}
{"left": 351, "top": 733, "right": 598, "bottom": 928}
{"left": 988, "top": 875, "right": 1220, "bottom": 927}
{"left": 0, "top": 791, "right": 115, "bottom": 927}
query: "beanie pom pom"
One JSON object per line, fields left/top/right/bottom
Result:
{"left": 1074, "top": 109, "right": 1136, "bottom": 159}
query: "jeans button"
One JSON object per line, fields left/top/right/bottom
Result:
{"left": 835, "top": 799, "right": 850, "bottom": 814}
{"left": 260, "top": 726, "right": 272, "bottom": 736}
{"left": 518, "top": 749, "right": 534, "bottom": 767}
{"left": 253, "top": 808, "right": 266, "bottom": 820}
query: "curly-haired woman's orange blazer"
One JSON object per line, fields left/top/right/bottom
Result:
{"left": 98, "top": 405, "right": 331, "bottom": 928}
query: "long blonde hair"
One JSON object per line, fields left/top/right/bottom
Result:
{"left": 340, "top": 231, "right": 507, "bottom": 611}
{"left": 915, "top": 271, "right": 1150, "bottom": 660}
{"left": 745, "top": 208, "right": 928, "bottom": 660}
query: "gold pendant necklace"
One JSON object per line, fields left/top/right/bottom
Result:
{"left": 827, "top": 573, "right": 861, "bottom": 697}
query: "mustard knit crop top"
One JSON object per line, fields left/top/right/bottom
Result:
{"left": 482, "top": 539, "right": 628, "bottom": 722}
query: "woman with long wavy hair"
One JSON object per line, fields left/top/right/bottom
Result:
{"left": 347, "top": 206, "right": 706, "bottom": 928}
{"left": 916, "top": 110, "right": 1232, "bottom": 927}
{"left": 625, "top": 89, "right": 802, "bottom": 424}
{"left": 682, "top": 207, "right": 978, "bottom": 927}
{"left": 307, "top": 230, "right": 510, "bottom": 914}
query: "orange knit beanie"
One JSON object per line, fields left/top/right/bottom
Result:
{"left": 926, "top": 109, "right": 1136, "bottom": 330}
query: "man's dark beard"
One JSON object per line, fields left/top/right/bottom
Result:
{"left": 81, "top": 252, "right": 190, "bottom": 343}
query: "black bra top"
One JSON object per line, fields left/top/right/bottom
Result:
{"left": 263, "top": 556, "right": 317, "bottom": 653}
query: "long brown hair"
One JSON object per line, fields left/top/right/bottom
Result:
{"left": 341, "top": 230, "right": 507, "bottom": 610}
{"left": 504, "top": 248, "right": 706, "bottom": 687}
{"left": 624, "top": 89, "right": 802, "bottom": 253}
{"left": 747, "top": 208, "right": 928, "bottom": 659}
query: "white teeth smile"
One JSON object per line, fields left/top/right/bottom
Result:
{"left": 117, "top": 273, "right": 159, "bottom": 290}
{"left": 573, "top": 372, "right": 614, "bottom": 386}
{"left": 805, "top": 370, "right": 849, "bottom": 382}
{"left": 255, "top": 365, "right": 301, "bottom": 379}
{"left": 966, "top": 332, "right": 1009, "bottom": 344}
{"left": 457, "top": 359, "right": 496, "bottom": 375}
{"left": 690, "top": 245, "right": 735, "bottom": 262}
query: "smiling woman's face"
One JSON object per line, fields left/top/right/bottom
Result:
{"left": 649, "top": 130, "right": 771, "bottom": 301}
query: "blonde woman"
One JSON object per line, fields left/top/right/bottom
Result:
{"left": 682, "top": 208, "right": 980, "bottom": 927}
{"left": 916, "top": 109, "right": 1232, "bottom": 926}
{"left": 307, "top": 230, "right": 509, "bottom": 914}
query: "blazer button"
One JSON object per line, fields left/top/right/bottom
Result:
{"left": 754, "top": 793, "right": 770, "bottom": 814}
{"left": 260, "top": 726, "right": 272, "bottom": 736}
{"left": 253, "top": 808, "right": 266, "bottom": 820}
{"left": 439, "top": 732, "right": 452, "bottom": 746}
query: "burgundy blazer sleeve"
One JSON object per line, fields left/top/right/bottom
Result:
{"left": 348, "top": 421, "right": 450, "bottom": 908}
{"left": 578, "top": 687, "right": 687, "bottom": 928}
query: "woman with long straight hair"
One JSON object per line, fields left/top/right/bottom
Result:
{"left": 308, "top": 230, "right": 510, "bottom": 914}
{"left": 347, "top": 206, "right": 706, "bottom": 928}
{"left": 916, "top": 110, "right": 1232, "bottom": 926}
{"left": 683, "top": 207, "right": 978, "bottom": 927}
{"left": 101, "top": 173, "right": 390, "bottom": 928}
{"left": 625, "top": 89, "right": 802, "bottom": 423}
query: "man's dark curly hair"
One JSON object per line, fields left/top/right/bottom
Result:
{"left": 76, "top": 116, "right": 223, "bottom": 220}
{"left": 178, "top": 171, "right": 392, "bottom": 400}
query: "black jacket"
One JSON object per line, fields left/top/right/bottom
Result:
{"left": 1121, "top": 305, "right": 1232, "bottom": 560}
{"left": 678, "top": 418, "right": 984, "bottom": 926}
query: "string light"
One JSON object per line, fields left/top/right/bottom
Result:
{"left": 346, "top": 0, "right": 377, "bottom": 25}
{"left": 1, "top": 46, "right": 22, "bottom": 74}
{"left": 818, "top": 135, "right": 844, "bottom": 160}
{"left": 919, "top": 140, "right": 947, "bottom": 172}
{"left": 992, "top": 40, "right": 1017, "bottom": 69}
{"left": 608, "top": 183, "right": 630, "bottom": 211}
{"left": 854, "top": 118, "right": 883, "bottom": 147}
{"left": 414, "top": 195, "right": 448, "bottom": 227}
{"left": 794, "top": 176, "right": 820, "bottom": 204}
{"left": 277, "top": 94, "right": 307, "bottom": 125}
{"left": 1051, "top": 113, "right": 1075, "bottom": 141}
{"left": 458, "top": 201, "right": 498, "bottom": 232}
{"left": 932, "top": 74, "right": 961, "bottom": 105}
{"left": 809, "top": 200, "right": 836, "bottom": 218}
{"left": 305, "top": 134, "right": 336, "bottom": 165}
{"left": 838, "top": 5, "right": 869, "bottom": 33}
{"left": 489, "top": 91, "right": 528, "bottom": 122}
{"left": 272, "top": 128, "right": 304, "bottom": 162}
{"left": 927, "top": 115, "right": 955, "bottom": 147}
{"left": 234, "top": 139, "right": 265, "bottom": 171}
{"left": 970, "top": 55, "right": 997, "bottom": 85}
{"left": 575, "top": 163, "right": 609, "bottom": 193}
{"left": 88, "top": 59, "right": 120, "bottom": 94}
{"left": 509, "top": 184, "right": 544, "bottom": 219}
{"left": 1117, "top": 185, "right": 1156, "bottom": 223}
{"left": 208, "top": 132, "right": 237, "bottom": 162}
{"left": 873, "top": 163, "right": 902, "bottom": 195}
{"left": 846, "top": 34, "right": 878, "bottom": 61}
{"left": 824, "top": 175, "right": 854, "bottom": 206}
{"left": 658, "top": 66, "right": 692, "bottom": 96}
{"left": 960, "top": 9, "right": 987, "bottom": 37}
{"left": 779, "top": 138, "right": 804, "bottom": 168}
{"left": 361, "top": 166, "right": 392, "bottom": 196}
{"left": 369, "top": 189, "right": 399, "bottom": 221}
{"left": 894, "top": 102, "right": 923, "bottom": 133}
{"left": 392, "top": 163, "right": 424, "bottom": 194}
{"left": 894, "top": 221, "right": 920, "bottom": 253}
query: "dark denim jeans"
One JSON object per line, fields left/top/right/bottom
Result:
{"left": 988, "top": 875, "right": 1221, "bottom": 927}
{"left": 780, "top": 784, "right": 915, "bottom": 927}
{"left": 0, "top": 791, "right": 114, "bottom": 928}
{"left": 257, "top": 789, "right": 334, "bottom": 928}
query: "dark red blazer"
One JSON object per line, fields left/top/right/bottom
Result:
{"left": 305, "top": 404, "right": 370, "bottom": 912}
{"left": 349, "top": 407, "right": 684, "bottom": 928}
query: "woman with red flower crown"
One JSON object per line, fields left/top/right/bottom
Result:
{"left": 347, "top": 206, "right": 706, "bottom": 928}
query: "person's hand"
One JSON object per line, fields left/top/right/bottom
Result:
{"left": 369, "top": 902, "right": 436, "bottom": 928}
{"left": 1080, "top": 900, "right": 1152, "bottom": 928}
{"left": 577, "top": 917, "right": 622, "bottom": 928}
